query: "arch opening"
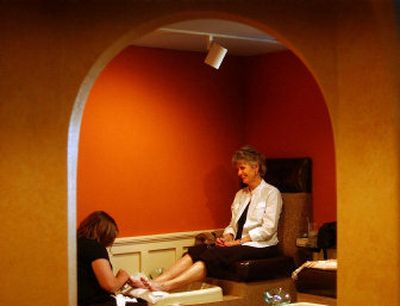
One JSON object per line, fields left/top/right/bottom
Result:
{"left": 68, "top": 13, "right": 336, "bottom": 305}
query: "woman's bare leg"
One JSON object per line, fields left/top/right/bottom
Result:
{"left": 154, "top": 254, "right": 194, "bottom": 282}
{"left": 143, "top": 261, "right": 207, "bottom": 292}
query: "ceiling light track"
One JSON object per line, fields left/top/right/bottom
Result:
{"left": 158, "top": 27, "right": 280, "bottom": 45}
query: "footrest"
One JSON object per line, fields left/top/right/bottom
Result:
{"left": 295, "top": 267, "right": 336, "bottom": 298}
{"left": 229, "top": 256, "right": 295, "bottom": 282}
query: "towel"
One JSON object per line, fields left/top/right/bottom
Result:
{"left": 292, "top": 259, "right": 337, "bottom": 280}
{"left": 124, "top": 287, "right": 170, "bottom": 304}
{"left": 114, "top": 294, "right": 138, "bottom": 306}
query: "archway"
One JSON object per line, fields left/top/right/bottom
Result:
{"left": 68, "top": 13, "right": 335, "bottom": 305}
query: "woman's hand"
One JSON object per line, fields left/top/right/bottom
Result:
{"left": 215, "top": 234, "right": 243, "bottom": 247}
{"left": 222, "top": 239, "right": 241, "bottom": 247}
{"left": 220, "top": 235, "right": 250, "bottom": 247}
{"left": 215, "top": 237, "right": 226, "bottom": 247}
{"left": 215, "top": 234, "right": 234, "bottom": 247}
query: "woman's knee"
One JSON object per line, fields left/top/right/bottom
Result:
{"left": 184, "top": 253, "right": 194, "bottom": 264}
{"left": 194, "top": 261, "right": 207, "bottom": 276}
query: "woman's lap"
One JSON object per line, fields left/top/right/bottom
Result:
{"left": 188, "top": 244, "right": 279, "bottom": 278}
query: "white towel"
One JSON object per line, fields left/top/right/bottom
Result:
{"left": 292, "top": 259, "right": 337, "bottom": 280}
{"left": 124, "top": 287, "right": 170, "bottom": 304}
{"left": 114, "top": 294, "right": 138, "bottom": 306}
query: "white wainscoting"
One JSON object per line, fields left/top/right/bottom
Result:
{"left": 109, "top": 229, "right": 220, "bottom": 277}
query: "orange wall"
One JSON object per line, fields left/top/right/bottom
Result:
{"left": 244, "top": 51, "right": 336, "bottom": 225}
{"left": 78, "top": 46, "right": 244, "bottom": 236}
{"left": 78, "top": 47, "right": 336, "bottom": 236}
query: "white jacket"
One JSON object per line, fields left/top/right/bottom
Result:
{"left": 223, "top": 180, "right": 282, "bottom": 248}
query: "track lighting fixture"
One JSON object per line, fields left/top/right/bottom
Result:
{"left": 204, "top": 36, "right": 228, "bottom": 69}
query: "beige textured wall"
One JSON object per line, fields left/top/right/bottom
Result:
{"left": 336, "top": 1, "right": 400, "bottom": 304}
{"left": 0, "top": 1, "right": 398, "bottom": 305}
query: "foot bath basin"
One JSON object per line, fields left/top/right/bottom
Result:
{"left": 124, "top": 282, "right": 223, "bottom": 305}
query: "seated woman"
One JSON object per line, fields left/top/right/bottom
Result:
{"left": 141, "top": 145, "right": 283, "bottom": 292}
{"left": 77, "top": 211, "right": 146, "bottom": 306}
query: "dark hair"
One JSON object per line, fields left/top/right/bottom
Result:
{"left": 77, "top": 211, "right": 119, "bottom": 247}
{"left": 232, "top": 145, "right": 267, "bottom": 177}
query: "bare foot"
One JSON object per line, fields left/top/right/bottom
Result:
{"left": 128, "top": 276, "right": 147, "bottom": 289}
{"left": 140, "top": 276, "right": 166, "bottom": 291}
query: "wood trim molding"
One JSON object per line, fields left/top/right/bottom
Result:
{"left": 109, "top": 229, "right": 222, "bottom": 276}
{"left": 113, "top": 229, "right": 219, "bottom": 247}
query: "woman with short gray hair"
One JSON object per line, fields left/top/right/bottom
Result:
{"left": 140, "top": 145, "right": 282, "bottom": 292}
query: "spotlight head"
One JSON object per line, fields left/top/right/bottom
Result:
{"left": 204, "top": 42, "right": 228, "bottom": 69}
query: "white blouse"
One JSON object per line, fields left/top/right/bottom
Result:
{"left": 223, "top": 179, "right": 283, "bottom": 248}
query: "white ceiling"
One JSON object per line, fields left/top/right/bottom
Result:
{"left": 132, "top": 19, "right": 287, "bottom": 56}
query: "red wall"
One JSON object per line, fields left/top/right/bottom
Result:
{"left": 243, "top": 51, "right": 336, "bottom": 224}
{"left": 78, "top": 47, "right": 336, "bottom": 237}
{"left": 78, "top": 47, "right": 244, "bottom": 236}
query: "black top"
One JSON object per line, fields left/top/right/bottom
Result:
{"left": 78, "top": 237, "right": 113, "bottom": 306}
{"left": 235, "top": 202, "right": 250, "bottom": 240}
